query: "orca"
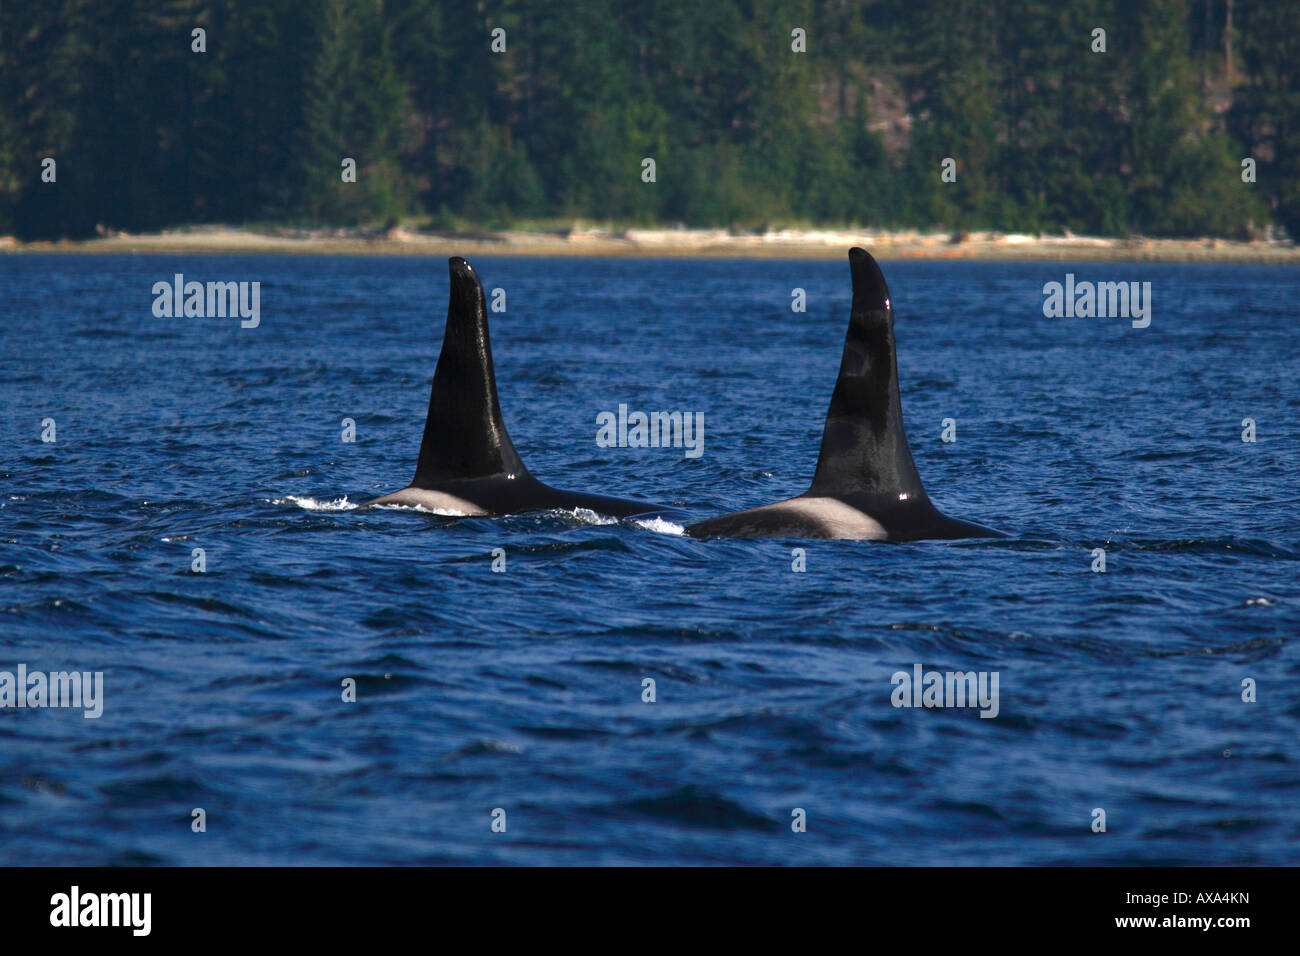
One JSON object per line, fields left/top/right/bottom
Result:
{"left": 366, "top": 257, "right": 667, "bottom": 518}
{"left": 685, "top": 248, "right": 1004, "bottom": 541}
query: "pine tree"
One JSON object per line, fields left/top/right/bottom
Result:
{"left": 300, "top": 0, "right": 411, "bottom": 224}
{"left": 1230, "top": 0, "right": 1300, "bottom": 236}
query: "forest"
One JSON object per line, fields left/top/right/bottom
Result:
{"left": 1, "top": 0, "right": 1296, "bottom": 240}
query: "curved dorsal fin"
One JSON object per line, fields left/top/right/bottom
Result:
{"left": 411, "top": 257, "right": 528, "bottom": 487}
{"left": 808, "top": 248, "right": 928, "bottom": 501}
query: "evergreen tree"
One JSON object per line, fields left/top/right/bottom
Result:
{"left": 1230, "top": 0, "right": 1300, "bottom": 236}
{"left": 300, "top": 0, "right": 412, "bottom": 224}
{"left": 0, "top": 0, "right": 1289, "bottom": 238}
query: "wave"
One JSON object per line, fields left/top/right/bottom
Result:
{"left": 556, "top": 507, "right": 619, "bottom": 525}
{"left": 272, "top": 495, "right": 359, "bottom": 512}
{"left": 631, "top": 516, "right": 685, "bottom": 535}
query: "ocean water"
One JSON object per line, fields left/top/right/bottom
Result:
{"left": 1, "top": 253, "right": 1297, "bottom": 865}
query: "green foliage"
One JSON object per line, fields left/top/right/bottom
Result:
{"left": 0, "top": 100, "right": 19, "bottom": 232}
{"left": 1230, "top": 0, "right": 1300, "bottom": 236}
{"left": 300, "top": 0, "right": 413, "bottom": 224}
{"left": 444, "top": 118, "right": 545, "bottom": 225}
{"left": 0, "top": 0, "right": 1288, "bottom": 238}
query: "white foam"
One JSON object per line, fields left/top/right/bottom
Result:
{"left": 274, "top": 495, "right": 359, "bottom": 512}
{"left": 559, "top": 507, "right": 619, "bottom": 525}
{"left": 633, "top": 517, "right": 686, "bottom": 535}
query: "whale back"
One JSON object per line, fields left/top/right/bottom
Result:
{"left": 807, "top": 248, "right": 928, "bottom": 504}
{"left": 411, "top": 257, "right": 529, "bottom": 487}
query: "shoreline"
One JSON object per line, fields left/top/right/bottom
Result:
{"left": 3, "top": 225, "right": 1299, "bottom": 263}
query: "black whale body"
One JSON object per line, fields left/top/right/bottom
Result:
{"left": 365, "top": 257, "right": 668, "bottom": 519}
{"left": 685, "top": 248, "right": 1004, "bottom": 542}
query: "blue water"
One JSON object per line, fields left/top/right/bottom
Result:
{"left": 2, "top": 253, "right": 1298, "bottom": 865}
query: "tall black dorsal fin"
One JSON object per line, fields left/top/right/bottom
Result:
{"left": 411, "top": 257, "right": 528, "bottom": 487}
{"left": 808, "top": 248, "right": 928, "bottom": 501}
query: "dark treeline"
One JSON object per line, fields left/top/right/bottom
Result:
{"left": 1, "top": 0, "right": 1297, "bottom": 239}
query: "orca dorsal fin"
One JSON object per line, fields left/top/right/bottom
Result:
{"left": 808, "top": 248, "right": 928, "bottom": 502}
{"left": 411, "top": 257, "right": 528, "bottom": 487}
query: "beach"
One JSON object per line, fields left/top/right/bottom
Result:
{"left": 4, "top": 224, "right": 1298, "bottom": 262}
